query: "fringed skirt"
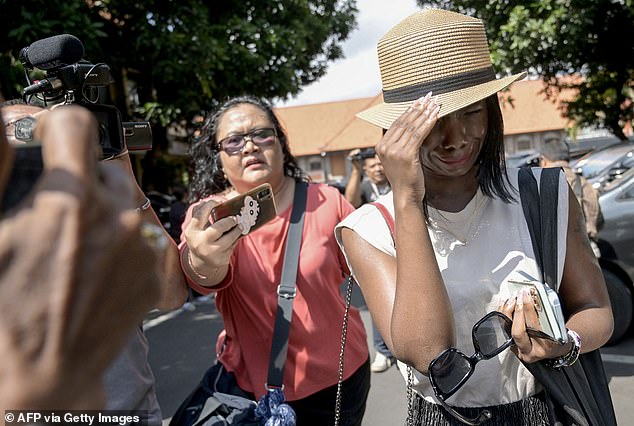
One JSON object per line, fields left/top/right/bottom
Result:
{"left": 410, "top": 392, "right": 550, "bottom": 426}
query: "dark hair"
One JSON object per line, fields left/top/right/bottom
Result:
{"left": 422, "top": 94, "right": 515, "bottom": 214}
{"left": 540, "top": 139, "right": 570, "bottom": 162}
{"left": 475, "top": 94, "right": 515, "bottom": 203}
{"left": 0, "top": 99, "right": 27, "bottom": 108}
{"left": 188, "top": 96, "right": 308, "bottom": 201}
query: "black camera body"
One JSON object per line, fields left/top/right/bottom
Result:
{"left": 1, "top": 35, "right": 152, "bottom": 214}
{"left": 351, "top": 148, "right": 376, "bottom": 162}
{"left": 23, "top": 59, "right": 152, "bottom": 158}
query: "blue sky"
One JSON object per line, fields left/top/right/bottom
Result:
{"left": 279, "top": 0, "right": 420, "bottom": 107}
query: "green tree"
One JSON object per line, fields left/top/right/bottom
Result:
{"left": 1, "top": 0, "right": 357, "bottom": 122}
{"left": 1, "top": 0, "right": 357, "bottom": 191}
{"left": 419, "top": 0, "right": 634, "bottom": 140}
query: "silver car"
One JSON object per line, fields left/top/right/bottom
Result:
{"left": 597, "top": 167, "right": 634, "bottom": 344}
{"left": 572, "top": 143, "right": 634, "bottom": 193}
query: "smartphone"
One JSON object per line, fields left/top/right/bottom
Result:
{"left": 211, "top": 183, "right": 277, "bottom": 235}
{"left": 507, "top": 280, "right": 568, "bottom": 344}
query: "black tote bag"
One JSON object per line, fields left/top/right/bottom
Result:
{"left": 518, "top": 167, "right": 616, "bottom": 426}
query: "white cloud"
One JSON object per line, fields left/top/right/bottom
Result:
{"left": 279, "top": 0, "right": 420, "bottom": 107}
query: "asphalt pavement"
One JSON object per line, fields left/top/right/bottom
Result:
{"left": 146, "top": 288, "right": 634, "bottom": 425}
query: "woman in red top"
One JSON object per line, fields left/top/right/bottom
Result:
{"left": 178, "top": 96, "right": 370, "bottom": 425}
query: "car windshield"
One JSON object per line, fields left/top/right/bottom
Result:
{"left": 574, "top": 144, "right": 634, "bottom": 178}
{"left": 601, "top": 167, "right": 634, "bottom": 193}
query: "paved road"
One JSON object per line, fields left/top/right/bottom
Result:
{"left": 147, "top": 290, "right": 634, "bottom": 425}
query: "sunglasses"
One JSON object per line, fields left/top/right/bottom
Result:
{"left": 217, "top": 127, "right": 277, "bottom": 155}
{"left": 428, "top": 311, "right": 518, "bottom": 425}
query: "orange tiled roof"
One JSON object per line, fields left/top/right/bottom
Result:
{"left": 500, "top": 78, "right": 572, "bottom": 135}
{"left": 275, "top": 78, "right": 572, "bottom": 155}
{"left": 274, "top": 95, "right": 383, "bottom": 156}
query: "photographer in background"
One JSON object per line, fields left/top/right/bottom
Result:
{"left": 539, "top": 139, "right": 603, "bottom": 257}
{"left": 0, "top": 103, "right": 161, "bottom": 410}
{"left": 1, "top": 101, "right": 187, "bottom": 423}
{"left": 345, "top": 148, "right": 391, "bottom": 208}
{"left": 344, "top": 147, "right": 396, "bottom": 373}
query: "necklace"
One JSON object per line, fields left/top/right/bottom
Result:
{"left": 427, "top": 190, "right": 489, "bottom": 247}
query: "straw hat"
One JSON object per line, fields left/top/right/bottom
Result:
{"left": 357, "top": 9, "right": 526, "bottom": 129}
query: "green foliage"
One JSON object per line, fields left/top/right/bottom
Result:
{"left": 0, "top": 0, "right": 358, "bottom": 120}
{"left": 418, "top": 0, "right": 634, "bottom": 140}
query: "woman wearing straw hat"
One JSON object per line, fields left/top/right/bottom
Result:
{"left": 335, "top": 9, "right": 613, "bottom": 425}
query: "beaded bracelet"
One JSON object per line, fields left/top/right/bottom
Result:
{"left": 546, "top": 329, "right": 581, "bottom": 369}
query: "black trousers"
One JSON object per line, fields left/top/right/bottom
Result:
{"left": 288, "top": 357, "right": 370, "bottom": 426}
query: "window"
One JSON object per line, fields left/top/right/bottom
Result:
{"left": 309, "top": 161, "right": 322, "bottom": 172}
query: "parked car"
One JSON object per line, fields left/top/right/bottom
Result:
{"left": 571, "top": 143, "right": 634, "bottom": 193}
{"left": 505, "top": 152, "right": 541, "bottom": 169}
{"left": 596, "top": 167, "right": 634, "bottom": 344}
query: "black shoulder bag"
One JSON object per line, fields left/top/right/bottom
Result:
{"left": 518, "top": 167, "right": 616, "bottom": 426}
{"left": 169, "top": 182, "right": 308, "bottom": 426}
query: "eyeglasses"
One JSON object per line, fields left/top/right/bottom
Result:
{"left": 217, "top": 127, "right": 277, "bottom": 155}
{"left": 428, "top": 311, "right": 514, "bottom": 425}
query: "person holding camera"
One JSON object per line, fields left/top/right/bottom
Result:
{"left": 0, "top": 103, "right": 163, "bottom": 410}
{"left": 345, "top": 147, "right": 391, "bottom": 208}
{"left": 1, "top": 100, "right": 187, "bottom": 423}
{"left": 177, "top": 96, "right": 370, "bottom": 426}
{"left": 344, "top": 148, "right": 396, "bottom": 374}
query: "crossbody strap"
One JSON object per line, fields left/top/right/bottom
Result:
{"left": 266, "top": 181, "right": 308, "bottom": 389}
{"left": 518, "top": 167, "right": 561, "bottom": 290}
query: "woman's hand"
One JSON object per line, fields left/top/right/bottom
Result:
{"left": 182, "top": 197, "right": 243, "bottom": 281}
{"left": 498, "top": 290, "right": 573, "bottom": 364}
{"left": 375, "top": 92, "right": 440, "bottom": 205}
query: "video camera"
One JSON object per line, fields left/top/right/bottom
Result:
{"left": 19, "top": 34, "right": 152, "bottom": 157}
{"left": 1, "top": 34, "right": 152, "bottom": 214}
{"left": 351, "top": 148, "right": 376, "bottom": 162}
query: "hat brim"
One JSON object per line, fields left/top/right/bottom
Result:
{"left": 357, "top": 72, "right": 527, "bottom": 129}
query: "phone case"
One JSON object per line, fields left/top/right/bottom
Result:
{"left": 507, "top": 280, "right": 568, "bottom": 344}
{"left": 211, "top": 183, "right": 277, "bottom": 235}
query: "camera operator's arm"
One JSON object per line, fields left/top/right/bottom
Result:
{"left": 0, "top": 106, "right": 160, "bottom": 410}
{"left": 108, "top": 151, "right": 188, "bottom": 311}
{"left": 344, "top": 149, "right": 364, "bottom": 208}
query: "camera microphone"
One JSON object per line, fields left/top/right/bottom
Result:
{"left": 23, "top": 77, "right": 63, "bottom": 95}
{"left": 19, "top": 34, "right": 85, "bottom": 70}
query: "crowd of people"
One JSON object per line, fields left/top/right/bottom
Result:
{"left": 0, "top": 7, "right": 613, "bottom": 426}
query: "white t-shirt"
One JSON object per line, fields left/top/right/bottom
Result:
{"left": 335, "top": 168, "right": 569, "bottom": 407}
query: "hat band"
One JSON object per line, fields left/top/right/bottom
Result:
{"left": 382, "top": 67, "right": 496, "bottom": 104}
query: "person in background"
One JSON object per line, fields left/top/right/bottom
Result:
{"left": 1, "top": 101, "right": 187, "bottom": 424}
{"left": 178, "top": 96, "right": 370, "bottom": 426}
{"left": 540, "top": 139, "right": 603, "bottom": 257}
{"left": 0, "top": 104, "right": 162, "bottom": 410}
{"left": 345, "top": 147, "right": 391, "bottom": 207}
{"left": 344, "top": 147, "right": 396, "bottom": 373}
{"left": 336, "top": 9, "right": 612, "bottom": 424}
{"left": 168, "top": 183, "right": 189, "bottom": 243}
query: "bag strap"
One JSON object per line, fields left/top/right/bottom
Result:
{"left": 266, "top": 181, "right": 308, "bottom": 389}
{"left": 518, "top": 167, "right": 561, "bottom": 289}
{"left": 369, "top": 202, "right": 415, "bottom": 426}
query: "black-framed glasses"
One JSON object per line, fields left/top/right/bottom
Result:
{"left": 428, "top": 311, "right": 514, "bottom": 425}
{"left": 217, "top": 127, "right": 277, "bottom": 155}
